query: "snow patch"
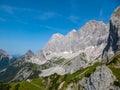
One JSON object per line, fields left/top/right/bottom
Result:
{"left": 72, "top": 29, "right": 77, "bottom": 32}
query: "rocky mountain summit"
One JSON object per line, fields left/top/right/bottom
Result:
{"left": 0, "top": 49, "right": 13, "bottom": 70}
{"left": 38, "top": 20, "right": 109, "bottom": 76}
{"left": 5, "top": 11, "right": 110, "bottom": 77}
{"left": 44, "top": 20, "right": 108, "bottom": 56}
{"left": 0, "top": 7, "right": 120, "bottom": 90}
{"left": 0, "top": 49, "right": 13, "bottom": 60}
{"left": 18, "top": 50, "right": 34, "bottom": 61}
{"left": 0, "top": 50, "right": 41, "bottom": 82}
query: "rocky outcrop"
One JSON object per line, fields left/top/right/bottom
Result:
{"left": 16, "top": 49, "right": 47, "bottom": 65}
{"left": 18, "top": 50, "right": 34, "bottom": 61}
{"left": 30, "top": 50, "right": 47, "bottom": 64}
{"left": 0, "top": 59, "right": 41, "bottom": 82}
{"left": 0, "top": 49, "right": 13, "bottom": 61}
{"left": 0, "top": 49, "right": 13, "bottom": 70}
{"left": 102, "top": 6, "right": 120, "bottom": 62}
{"left": 80, "top": 66, "right": 120, "bottom": 90}
{"left": 0, "top": 50, "right": 43, "bottom": 82}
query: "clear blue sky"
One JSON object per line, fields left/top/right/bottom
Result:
{"left": 0, "top": 0, "right": 120, "bottom": 55}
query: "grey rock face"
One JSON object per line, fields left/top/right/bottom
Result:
{"left": 81, "top": 66, "right": 120, "bottom": 90}
{"left": 44, "top": 21, "right": 108, "bottom": 55}
{"left": 22, "top": 50, "right": 34, "bottom": 61}
{"left": 17, "top": 49, "right": 47, "bottom": 65}
{"left": 38, "top": 20, "right": 109, "bottom": 76}
{"left": 0, "top": 49, "right": 13, "bottom": 60}
{"left": 63, "top": 52, "right": 87, "bottom": 74}
{"left": 10, "top": 66, "right": 33, "bottom": 82}
{"left": 102, "top": 7, "right": 120, "bottom": 62}
{"left": 42, "top": 20, "right": 109, "bottom": 65}
{"left": 0, "top": 49, "right": 13, "bottom": 70}
{"left": 0, "top": 58, "right": 41, "bottom": 82}
{"left": 30, "top": 50, "right": 47, "bottom": 64}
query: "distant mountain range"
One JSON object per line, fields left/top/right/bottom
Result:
{"left": 0, "top": 6, "right": 120, "bottom": 90}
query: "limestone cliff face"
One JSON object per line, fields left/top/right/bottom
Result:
{"left": 0, "top": 49, "right": 13, "bottom": 70}
{"left": 80, "top": 66, "right": 120, "bottom": 90}
{"left": 43, "top": 20, "right": 108, "bottom": 63}
{"left": 102, "top": 7, "right": 120, "bottom": 62}
{"left": 18, "top": 50, "right": 34, "bottom": 61}
{"left": 44, "top": 21, "right": 108, "bottom": 54}
{"left": 0, "top": 49, "right": 13, "bottom": 61}
{"left": 38, "top": 21, "right": 109, "bottom": 76}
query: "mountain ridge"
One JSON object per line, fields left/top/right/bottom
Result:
{"left": 0, "top": 6, "right": 120, "bottom": 90}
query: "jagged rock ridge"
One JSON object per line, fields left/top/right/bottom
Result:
{"left": 0, "top": 7, "right": 120, "bottom": 90}
{"left": 38, "top": 20, "right": 109, "bottom": 76}
{"left": 44, "top": 20, "right": 108, "bottom": 55}
{"left": 0, "top": 49, "right": 13, "bottom": 60}
{"left": 0, "top": 49, "right": 13, "bottom": 70}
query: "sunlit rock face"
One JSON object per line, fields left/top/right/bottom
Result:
{"left": 80, "top": 66, "right": 120, "bottom": 90}
{"left": 0, "top": 49, "right": 13, "bottom": 70}
{"left": 43, "top": 20, "right": 108, "bottom": 63}
{"left": 37, "top": 20, "right": 109, "bottom": 76}
{"left": 102, "top": 7, "right": 120, "bottom": 62}
{"left": 30, "top": 50, "right": 47, "bottom": 64}
{"left": 0, "top": 49, "right": 13, "bottom": 60}
{"left": 18, "top": 50, "right": 34, "bottom": 61}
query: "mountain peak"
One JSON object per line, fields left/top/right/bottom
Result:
{"left": 86, "top": 20, "right": 97, "bottom": 25}
{"left": 66, "top": 29, "right": 77, "bottom": 36}
{"left": 71, "top": 29, "right": 77, "bottom": 32}
{"left": 18, "top": 50, "right": 34, "bottom": 61}
{"left": 112, "top": 6, "right": 120, "bottom": 18}
{"left": 80, "top": 20, "right": 106, "bottom": 33}
{"left": 110, "top": 6, "right": 120, "bottom": 27}
{"left": 0, "top": 49, "right": 13, "bottom": 60}
{"left": 87, "top": 20, "right": 105, "bottom": 25}
{"left": 0, "top": 49, "right": 7, "bottom": 55}
{"left": 51, "top": 33, "right": 64, "bottom": 39}
{"left": 25, "top": 50, "right": 34, "bottom": 56}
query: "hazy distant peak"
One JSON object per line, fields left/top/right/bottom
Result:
{"left": 27, "top": 50, "right": 33, "bottom": 53}
{"left": 0, "top": 49, "right": 13, "bottom": 60}
{"left": 0, "top": 49, "right": 7, "bottom": 55}
{"left": 25, "top": 50, "right": 34, "bottom": 56}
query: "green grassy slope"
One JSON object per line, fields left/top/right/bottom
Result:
{"left": 2, "top": 52, "right": 120, "bottom": 90}
{"left": 0, "top": 62, "right": 102, "bottom": 90}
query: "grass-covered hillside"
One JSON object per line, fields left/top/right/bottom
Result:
{"left": 0, "top": 62, "right": 103, "bottom": 90}
{"left": 1, "top": 53, "right": 120, "bottom": 90}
